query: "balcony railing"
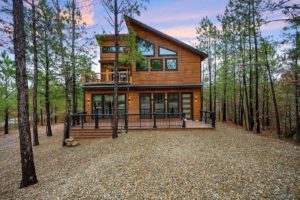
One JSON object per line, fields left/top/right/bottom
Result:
{"left": 82, "top": 71, "right": 130, "bottom": 85}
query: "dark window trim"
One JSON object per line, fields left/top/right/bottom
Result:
{"left": 137, "top": 37, "right": 155, "bottom": 57}
{"left": 139, "top": 93, "right": 152, "bottom": 119}
{"left": 136, "top": 58, "right": 149, "bottom": 72}
{"left": 102, "top": 46, "right": 127, "bottom": 53}
{"left": 167, "top": 92, "right": 180, "bottom": 117}
{"left": 150, "top": 58, "right": 163, "bottom": 71}
{"left": 91, "top": 93, "right": 127, "bottom": 116}
{"left": 165, "top": 58, "right": 178, "bottom": 71}
{"left": 158, "top": 46, "right": 178, "bottom": 56}
{"left": 153, "top": 93, "right": 165, "bottom": 118}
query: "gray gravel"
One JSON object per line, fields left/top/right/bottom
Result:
{"left": 0, "top": 124, "right": 299, "bottom": 199}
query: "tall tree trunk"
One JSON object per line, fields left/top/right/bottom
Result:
{"left": 294, "top": 68, "right": 299, "bottom": 142}
{"left": 4, "top": 107, "right": 9, "bottom": 134}
{"left": 222, "top": 42, "right": 227, "bottom": 122}
{"left": 31, "top": 0, "right": 39, "bottom": 145}
{"left": 252, "top": 0, "right": 260, "bottom": 133}
{"left": 248, "top": 2, "right": 254, "bottom": 131}
{"left": 54, "top": 0, "right": 71, "bottom": 146}
{"left": 213, "top": 45, "right": 217, "bottom": 114}
{"left": 264, "top": 45, "right": 281, "bottom": 137}
{"left": 12, "top": 0, "right": 38, "bottom": 188}
{"left": 44, "top": 28, "right": 52, "bottom": 137}
{"left": 208, "top": 36, "right": 212, "bottom": 112}
{"left": 40, "top": 107, "right": 43, "bottom": 126}
{"left": 233, "top": 51, "right": 237, "bottom": 124}
{"left": 71, "top": 0, "right": 77, "bottom": 115}
{"left": 112, "top": 0, "right": 119, "bottom": 139}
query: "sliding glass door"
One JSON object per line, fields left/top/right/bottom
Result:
{"left": 92, "top": 94, "right": 126, "bottom": 117}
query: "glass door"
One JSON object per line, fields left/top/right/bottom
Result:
{"left": 181, "top": 93, "right": 193, "bottom": 120}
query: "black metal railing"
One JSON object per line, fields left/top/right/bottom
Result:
{"left": 70, "top": 112, "right": 186, "bottom": 131}
{"left": 200, "top": 110, "right": 216, "bottom": 128}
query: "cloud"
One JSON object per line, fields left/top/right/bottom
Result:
{"left": 160, "top": 25, "right": 197, "bottom": 39}
{"left": 76, "top": 0, "right": 95, "bottom": 26}
{"left": 261, "top": 20, "right": 287, "bottom": 31}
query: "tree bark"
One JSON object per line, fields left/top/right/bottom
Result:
{"left": 264, "top": 45, "right": 281, "bottom": 138}
{"left": 12, "top": 0, "right": 38, "bottom": 188}
{"left": 112, "top": 0, "right": 119, "bottom": 139}
{"left": 44, "top": 27, "right": 52, "bottom": 137}
{"left": 71, "top": 0, "right": 77, "bottom": 116}
{"left": 4, "top": 107, "right": 9, "bottom": 134}
{"left": 31, "top": 0, "right": 39, "bottom": 145}
{"left": 252, "top": 0, "right": 260, "bottom": 133}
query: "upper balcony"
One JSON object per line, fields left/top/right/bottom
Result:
{"left": 82, "top": 71, "right": 131, "bottom": 85}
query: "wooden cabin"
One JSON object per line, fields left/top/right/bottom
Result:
{"left": 72, "top": 16, "right": 212, "bottom": 138}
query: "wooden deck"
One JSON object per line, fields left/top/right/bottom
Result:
{"left": 70, "top": 120, "right": 214, "bottom": 139}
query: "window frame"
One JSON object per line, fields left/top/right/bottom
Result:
{"left": 102, "top": 46, "right": 127, "bottom": 53}
{"left": 150, "top": 58, "right": 163, "bottom": 71}
{"left": 165, "top": 58, "right": 178, "bottom": 71}
{"left": 139, "top": 93, "right": 152, "bottom": 119}
{"left": 136, "top": 58, "right": 149, "bottom": 71}
{"left": 136, "top": 37, "right": 155, "bottom": 57}
{"left": 158, "top": 46, "right": 177, "bottom": 56}
{"left": 167, "top": 92, "right": 180, "bottom": 118}
{"left": 153, "top": 93, "right": 165, "bottom": 118}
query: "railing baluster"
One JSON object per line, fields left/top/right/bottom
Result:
{"left": 95, "top": 113, "right": 99, "bottom": 129}
{"left": 153, "top": 113, "right": 157, "bottom": 128}
{"left": 182, "top": 113, "right": 186, "bottom": 128}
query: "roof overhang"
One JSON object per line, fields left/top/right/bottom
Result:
{"left": 82, "top": 83, "right": 203, "bottom": 90}
{"left": 125, "top": 15, "right": 208, "bottom": 60}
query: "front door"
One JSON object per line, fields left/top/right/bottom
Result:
{"left": 181, "top": 93, "right": 193, "bottom": 120}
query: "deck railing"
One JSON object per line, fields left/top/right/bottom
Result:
{"left": 82, "top": 71, "right": 130, "bottom": 85}
{"left": 70, "top": 113, "right": 187, "bottom": 131}
{"left": 200, "top": 110, "right": 216, "bottom": 128}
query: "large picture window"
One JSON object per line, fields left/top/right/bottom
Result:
{"left": 102, "top": 46, "right": 127, "bottom": 53}
{"left": 168, "top": 93, "right": 179, "bottom": 117}
{"left": 92, "top": 94, "right": 126, "bottom": 117}
{"left": 140, "top": 93, "right": 151, "bottom": 118}
{"left": 151, "top": 59, "right": 163, "bottom": 71}
{"left": 154, "top": 93, "right": 165, "bottom": 118}
{"left": 165, "top": 58, "right": 178, "bottom": 71}
{"left": 158, "top": 46, "right": 177, "bottom": 56}
{"left": 137, "top": 37, "right": 155, "bottom": 56}
{"left": 136, "top": 59, "right": 148, "bottom": 71}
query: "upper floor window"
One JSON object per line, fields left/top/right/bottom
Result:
{"left": 137, "top": 37, "right": 155, "bottom": 56}
{"left": 136, "top": 59, "right": 148, "bottom": 71}
{"left": 151, "top": 59, "right": 163, "bottom": 71}
{"left": 159, "top": 46, "right": 177, "bottom": 56}
{"left": 165, "top": 58, "right": 178, "bottom": 71}
{"left": 102, "top": 46, "right": 127, "bottom": 53}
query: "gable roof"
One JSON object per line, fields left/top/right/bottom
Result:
{"left": 125, "top": 15, "right": 208, "bottom": 60}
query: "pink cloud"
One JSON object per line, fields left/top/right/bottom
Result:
{"left": 76, "top": 0, "right": 95, "bottom": 26}
{"left": 160, "top": 25, "right": 197, "bottom": 38}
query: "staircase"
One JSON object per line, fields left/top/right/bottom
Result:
{"left": 70, "top": 128, "right": 112, "bottom": 139}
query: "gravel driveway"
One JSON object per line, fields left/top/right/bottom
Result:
{"left": 0, "top": 124, "right": 299, "bottom": 199}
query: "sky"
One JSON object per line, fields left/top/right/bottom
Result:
{"left": 76, "top": 0, "right": 293, "bottom": 72}
{"left": 79, "top": 0, "right": 291, "bottom": 45}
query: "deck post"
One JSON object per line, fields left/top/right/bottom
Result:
{"left": 81, "top": 114, "right": 84, "bottom": 129}
{"left": 153, "top": 113, "right": 157, "bottom": 128}
{"left": 95, "top": 113, "right": 99, "bottom": 129}
{"left": 125, "top": 113, "right": 128, "bottom": 133}
{"left": 182, "top": 113, "right": 186, "bottom": 128}
{"left": 205, "top": 112, "right": 207, "bottom": 124}
{"left": 211, "top": 112, "right": 216, "bottom": 128}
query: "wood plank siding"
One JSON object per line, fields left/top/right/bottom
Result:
{"left": 83, "top": 16, "right": 207, "bottom": 121}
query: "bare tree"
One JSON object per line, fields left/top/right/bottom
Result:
{"left": 12, "top": 0, "right": 38, "bottom": 188}
{"left": 100, "top": 0, "right": 148, "bottom": 138}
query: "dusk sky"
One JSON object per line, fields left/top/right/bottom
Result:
{"left": 79, "top": 0, "right": 291, "bottom": 45}
{"left": 75, "top": 0, "right": 293, "bottom": 71}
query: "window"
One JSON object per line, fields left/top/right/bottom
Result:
{"left": 159, "top": 46, "right": 177, "bottom": 56}
{"left": 140, "top": 93, "right": 151, "bottom": 118}
{"left": 137, "top": 37, "right": 155, "bottom": 56}
{"left": 136, "top": 59, "right": 148, "bottom": 71}
{"left": 92, "top": 94, "right": 126, "bottom": 118}
{"left": 102, "top": 46, "right": 127, "bottom": 53}
{"left": 154, "top": 93, "right": 165, "bottom": 118}
{"left": 165, "top": 58, "right": 178, "bottom": 71}
{"left": 151, "top": 59, "right": 163, "bottom": 71}
{"left": 168, "top": 93, "right": 179, "bottom": 117}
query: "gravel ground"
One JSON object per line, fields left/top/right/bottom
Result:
{"left": 0, "top": 124, "right": 299, "bottom": 199}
